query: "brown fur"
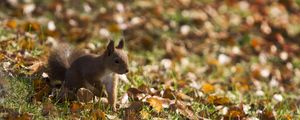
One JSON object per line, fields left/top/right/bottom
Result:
{"left": 47, "top": 40, "right": 128, "bottom": 111}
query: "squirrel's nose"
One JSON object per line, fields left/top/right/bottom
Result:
{"left": 125, "top": 69, "right": 129, "bottom": 73}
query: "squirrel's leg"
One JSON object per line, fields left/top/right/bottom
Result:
{"left": 57, "top": 86, "right": 70, "bottom": 102}
{"left": 84, "top": 80, "right": 103, "bottom": 97}
{"left": 104, "top": 74, "right": 118, "bottom": 111}
{"left": 93, "top": 81, "right": 104, "bottom": 97}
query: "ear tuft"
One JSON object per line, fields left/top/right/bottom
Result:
{"left": 106, "top": 40, "right": 114, "bottom": 56}
{"left": 116, "top": 38, "right": 124, "bottom": 49}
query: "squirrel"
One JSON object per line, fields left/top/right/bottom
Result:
{"left": 47, "top": 39, "right": 129, "bottom": 111}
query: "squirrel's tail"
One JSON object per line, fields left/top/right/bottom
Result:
{"left": 47, "top": 43, "right": 84, "bottom": 88}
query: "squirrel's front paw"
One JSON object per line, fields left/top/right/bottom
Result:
{"left": 111, "top": 105, "right": 117, "bottom": 112}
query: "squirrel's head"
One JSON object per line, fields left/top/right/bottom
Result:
{"left": 104, "top": 39, "right": 129, "bottom": 74}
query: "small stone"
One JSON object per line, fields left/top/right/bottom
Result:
{"left": 273, "top": 94, "right": 283, "bottom": 102}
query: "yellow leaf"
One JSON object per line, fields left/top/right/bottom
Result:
{"left": 6, "top": 20, "right": 17, "bottom": 29}
{"left": 18, "top": 38, "right": 35, "bottom": 50}
{"left": 207, "top": 57, "right": 219, "bottom": 66}
{"left": 0, "top": 53, "right": 5, "bottom": 61}
{"left": 91, "top": 109, "right": 106, "bottom": 120}
{"left": 207, "top": 95, "right": 231, "bottom": 106}
{"left": 147, "top": 97, "right": 163, "bottom": 112}
{"left": 201, "top": 83, "right": 215, "bottom": 94}
{"left": 108, "top": 24, "right": 120, "bottom": 33}
{"left": 140, "top": 109, "right": 150, "bottom": 119}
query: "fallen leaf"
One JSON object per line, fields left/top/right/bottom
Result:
{"left": 127, "top": 88, "right": 144, "bottom": 100}
{"left": 138, "top": 84, "right": 151, "bottom": 94}
{"left": 223, "top": 107, "right": 246, "bottom": 120}
{"left": 140, "top": 109, "right": 150, "bottom": 119}
{"left": 259, "top": 109, "right": 275, "bottom": 120}
{"left": 90, "top": 109, "right": 105, "bottom": 120}
{"left": 17, "top": 113, "right": 33, "bottom": 120}
{"left": 147, "top": 97, "right": 163, "bottom": 112}
{"left": 162, "top": 88, "right": 175, "bottom": 99}
{"left": 18, "top": 38, "right": 35, "bottom": 50}
{"left": 76, "top": 88, "right": 94, "bottom": 103}
{"left": 207, "top": 57, "right": 219, "bottom": 66}
{"left": 201, "top": 83, "right": 215, "bottom": 94}
{"left": 6, "top": 20, "right": 17, "bottom": 29}
{"left": 207, "top": 95, "right": 231, "bottom": 106}
{"left": 32, "top": 79, "right": 51, "bottom": 101}
{"left": 70, "top": 102, "right": 82, "bottom": 113}
{"left": 128, "top": 101, "right": 144, "bottom": 112}
{"left": 108, "top": 24, "right": 120, "bottom": 33}
{"left": 27, "top": 61, "right": 44, "bottom": 75}
{"left": 124, "top": 108, "right": 140, "bottom": 120}
{"left": 23, "top": 21, "right": 41, "bottom": 32}
{"left": 170, "top": 101, "right": 198, "bottom": 120}
{"left": 176, "top": 92, "right": 193, "bottom": 101}
{"left": 41, "top": 102, "right": 57, "bottom": 116}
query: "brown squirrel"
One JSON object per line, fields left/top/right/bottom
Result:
{"left": 47, "top": 40, "right": 128, "bottom": 111}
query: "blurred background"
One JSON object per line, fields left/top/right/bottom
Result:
{"left": 0, "top": 0, "right": 300, "bottom": 119}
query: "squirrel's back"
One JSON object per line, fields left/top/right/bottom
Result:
{"left": 47, "top": 43, "right": 85, "bottom": 87}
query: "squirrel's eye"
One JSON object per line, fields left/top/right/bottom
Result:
{"left": 114, "top": 59, "right": 120, "bottom": 64}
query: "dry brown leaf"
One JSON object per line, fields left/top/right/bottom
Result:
{"left": 176, "top": 92, "right": 193, "bottom": 101}
{"left": 170, "top": 101, "right": 199, "bottom": 120}
{"left": 127, "top": 88, "right": 144, "bottom": 100}
{"left": 6, "top": 20, "right": 17, "bottom": 29}
{"left": 27, "top": 61, "right": 44, "bottom": 75}
{"left": 207, "top": 57, "right": 219, "bottom": 66}
{"left": 128, "top": 101, "right": 144, "bottom": 112}
{"left": 207, "top": 95, "right": 231, "bottom": 106}
{"left": 201, "top": 83, "right": 215, "bottom": 94}
{"left": 138, "top": 84, "right": 151, "bottom": 94}
{"left": 251, "top": 68, "right": 261, "bottom": 79}
{"left": 70, "top": 102, "right": 82, "bottom": 113}
{"left": 162, "top": 88, "right": 175, "bottom": 99}
{"left": 5, "top": 112, "right": 33, "bottom": 120}
{"left": 177, "top": 80, "right": 188, "bottom": 88}
{"left": 41, "top": 102, "right": 57, "bottom": 116}
{"left": 223, "top": 107, "right": 246, "bottom": 120}
{"left": 124, "top": 108, "right": 140, "bottom": 120}
{"left": 69, "top": 113, "right": 80, "bottom": 120}
{"left": 18, "top": 38, "right": 35, "bottom": 50}
{"left": 23, "top": 21, "right": 41, "bottom": 32}
{"left": 16, "top": 113, "right": 33, "bottom": 120}
{"left": 90, "top": 109, "right": 106, "bottom": 120}
{"left": 32, "top": 79, "right": 50, "bottom": 101}
{"left": 283, "top": 114, "right": 292, "bottom": 120}
{"left": 108, "top": 24, "right": 120, "bottom": 33}
{"left": 76, "top": 88, "right": 94, "bottom": 103}
{"left": 165, "top": 40, "right": 188, "bottom": 60}
{"left": 259, "top": 109, "right": 275, "bottom": 120}
{"left": 147, "top": 97, "right": 163, "bottom": 112}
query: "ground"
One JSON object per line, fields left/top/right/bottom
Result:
{"left": 0, "top": 0, "right": 300, "bottom": 119}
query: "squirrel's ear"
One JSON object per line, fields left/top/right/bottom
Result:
{"left": 116, "top": 39, "right": 124, "bottom": 49}
{"left": 106, "top": 40, "right": 114, "bottom": 56}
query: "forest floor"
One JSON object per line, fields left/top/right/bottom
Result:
{"left": 0, "top": 0, "right": 300, "bottom": 119}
